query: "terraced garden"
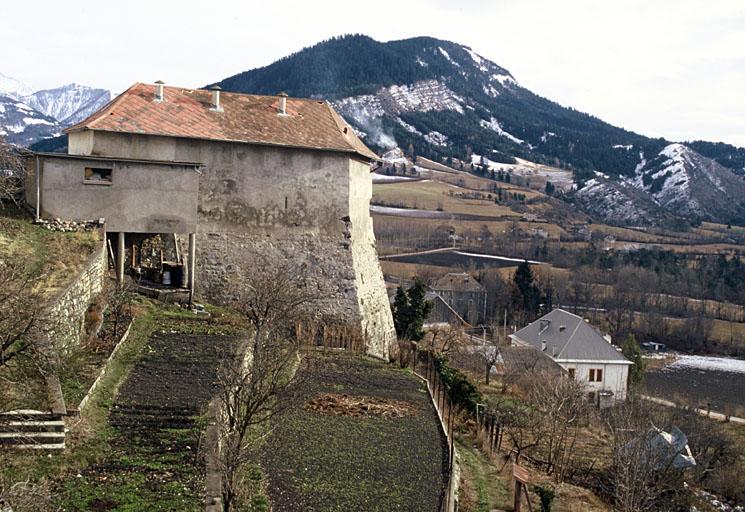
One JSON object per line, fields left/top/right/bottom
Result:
{"left": 56, "top": 329, "right": 240, "bottom": 511}
{"left": 262, "top": 351, "right": 447, "bottom": 512}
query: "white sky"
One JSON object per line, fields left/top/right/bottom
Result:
{"left": 2, "top": 0, "right": 743, "bottom": 146}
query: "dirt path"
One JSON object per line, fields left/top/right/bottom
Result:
{"left": 57, "top": 331, "right": 239, "bottom": 511}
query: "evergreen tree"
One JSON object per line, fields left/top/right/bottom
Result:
{"left": 545, "top": 181, "right": 555, "bottom": 195}
{"left": 621, "top": 334, "right": 646, "bottom": 387}
{"left": 404, "top": 278, "right": 433, "bottom": 341}
{"left": 391, "top": 279, "right": 433, "bottom": 341}
{"left": 512, "top": 260, "right": 541, "bottom": 319}
{"left": 392, "top": 286, "right": 410, "bottom": 337}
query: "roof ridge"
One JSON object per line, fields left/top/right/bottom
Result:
{"left": 557, "top": 313, "right": 584, "bottom": 358}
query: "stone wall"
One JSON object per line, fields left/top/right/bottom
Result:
{"left": 44, "top": 234, "right": 107, "bottom": 353}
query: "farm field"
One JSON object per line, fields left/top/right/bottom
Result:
{"left": 645, "top": 354, "right": 745, "bottom": 417}
{"left": 262, "top": 351, "right": 447, "bottom": 512}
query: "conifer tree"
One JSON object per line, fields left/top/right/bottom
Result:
{"left": 622, "top": 334, "right": 646, "bottom": 387}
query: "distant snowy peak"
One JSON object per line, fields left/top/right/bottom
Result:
{"left": 0, "top": 72, "right": 34, "bottom": 100}
{"left": 0, "top": 94, "right": 61, "bottom": 145}
{"left": 24, "top": 83, "right": 111, "bottom": 125}
{"left": 580, "top": 143, "right": 745, "bottom": 226}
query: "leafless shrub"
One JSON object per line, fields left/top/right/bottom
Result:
{"left": 602, "top": 395, "right": 689, "bottom": 512}
{"left": 214, "top": 260, "right": 320, "bottom": 511}
{"left": 0, "top": 260, "right": 38, "bottom": 371}
{"left": 0, "top": 478, "right": 55, "bottom": 512}
{"left": 0, "top": 138, "right": 25, "bottom": 208}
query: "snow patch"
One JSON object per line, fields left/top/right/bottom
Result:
{"left": 480, "top": 117, "right": 523, "bottom": 144}
{"left": 613, "top": 144, "right": 632, "bottom": 150}
{"left": 416, "top": 57, "right": 428, "bottom": 67}
{"left": 666, "top": 355, "right": 745, "bottom": 375}
{"left": 438, "top": 47, "right": 460, "bottom": 67}
{"left": 395, "top": 117, "right": 422, "bottom": 135}
{"left": 424, "top": 131, "right": 449, "bottom": 146}
{"left": 492, "top": 73, "right": 517, "bottom": 86}
{"left": 23, "top": 117, "right": 54, "bottom": 126}
{"left": 540, "top": 131, "right": 555, "bottom": 143}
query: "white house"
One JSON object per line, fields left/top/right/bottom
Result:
{"left": 510, "top": 309, "right": 632, "bottom": 404}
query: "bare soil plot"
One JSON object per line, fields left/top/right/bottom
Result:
{"left": 55, "top": 329, "right": 241, "bottom": 511}
{"left": 262, "top": 351, "right": 447, "bottom": 512}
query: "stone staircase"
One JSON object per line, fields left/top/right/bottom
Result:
{"left": 0, "top": 410, "right": 66, "bottom": 450}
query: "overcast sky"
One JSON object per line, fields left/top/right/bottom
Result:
{"left": 3, "top": 0, "right": 743, "bottom": 146}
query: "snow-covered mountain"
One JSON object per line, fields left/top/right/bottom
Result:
{"left": 24, "top": 83, "right": 111, "bottom": 126}
{"left": 0, "top": 72, "right": 34, "bottom": 99}
{"left": 0, "top": 73, "right": 111, "bottom": 146}
{"left": 0, "top": 95, "right": 61, "bottom": 146}
{"left": 576, "top": 143, "right": 745, "bottom": 226}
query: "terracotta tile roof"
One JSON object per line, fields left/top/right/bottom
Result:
{"left": 66, "top": 83, "right": 379, "bottom": 161}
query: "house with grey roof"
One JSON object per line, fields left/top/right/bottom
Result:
{"left": 509, "top": 308, "right": 632, "bottom": 403}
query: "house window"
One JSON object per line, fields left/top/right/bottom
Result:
{"left": 84, "top": 167, "right": 112, "bottom": 184}
{"left": 568, "top": 368, "right": 576, "bottom": 379}
{"left": 589, "top": 368, "right": 603, "bottom": 382}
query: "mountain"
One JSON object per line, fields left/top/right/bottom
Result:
{"left": 0, "top": 72, "right": 33, "bottom": 99}
{"left": 212, "top": 34, "right": 745, "bottom": 226}
{"left": 0, "top": 94, "right": 61, "bottom": 146}
{"left": 24, "top": 83, "right": 111, "bottom": 126}
{"left": 0, "top": 74, "right": 111, "bottom": 146}
{"left": 575, "top": 143, "right": 745, "bottom": 226}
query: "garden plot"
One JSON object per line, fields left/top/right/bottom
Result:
{"left": 57, "top": 331, "right": 240, "bottom": 511}
{"left": 262, "top": 352, "right": 447, "bottom": 512}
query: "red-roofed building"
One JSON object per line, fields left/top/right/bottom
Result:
{"left": 26, "top": 82, "right": 395, "bottom": 359}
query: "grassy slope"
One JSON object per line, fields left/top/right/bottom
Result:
{"left": 0, "top": 206, "right": 100, "bottom": 298}
{"left": 0, "top": 301, "right": 247, "bottom": 511}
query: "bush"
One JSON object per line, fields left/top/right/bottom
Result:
{"left": 534, "top": 484, "right": 555, "bottom": 512}
{"left": 433, "top": 355, "right": 482, "bottom": 413}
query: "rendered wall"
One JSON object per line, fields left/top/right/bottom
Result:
{"left": 559, "top": 361, "right": 629, "bottom": 401}
{"left": 35, "top": 155, "right": 199, "bottom": 233}
{"left": 79, "top": 131, "right": 395, "bottom": 358}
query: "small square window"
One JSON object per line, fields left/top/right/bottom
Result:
{"left": 568, "top": 368, "right": 576, "bottom": 379}
{"left": 84, "top": 167, "right": 112, "bottom": 184}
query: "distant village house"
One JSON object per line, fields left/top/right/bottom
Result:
{"left": 510, "top": 308, "right": 632, "bottom": 405}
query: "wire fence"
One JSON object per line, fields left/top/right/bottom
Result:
{"left": 411, "top": 348, "right": 457, "bottom": 512}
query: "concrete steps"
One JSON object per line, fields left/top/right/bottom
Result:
{"left": 0, "top": 410, "right": 66, "bottom": 450}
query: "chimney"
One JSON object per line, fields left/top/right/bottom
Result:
{"left": 154, "top": 80, "right": 164, "bottom": 102}
{"left": 210, "top": 85, "right": 223, "bottom": 112}
{"left": 539, "top": 319, "right": 550, "bottom": 334}
{"left": 277, "top": 92, "right": 288, "bottom": 115}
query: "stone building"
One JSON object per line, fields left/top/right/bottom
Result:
{"left": 431, "top": 272, "right": 486, "bottom": 325}
{"left": 27, "top": 82, "right": 396, "bottom": 359}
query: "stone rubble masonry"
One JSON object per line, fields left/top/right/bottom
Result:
{"left": 43, "top": 231, "right": 107, "bottom": 353}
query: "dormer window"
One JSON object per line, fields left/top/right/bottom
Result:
{"left": 84, "top": 167, "right": 112, "bottom": 185}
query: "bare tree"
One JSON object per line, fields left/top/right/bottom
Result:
{"left": 525, "top": 372, "right": 590, "bottom": 481}
{"left": 0, "top": 260, "right": 37, "bottom": 370}
{"left": 214, "top": 260, "right": 319, "bottom": 512}
{"left": 603, "top": 395, "right": 688, "bottom": 512}
{"left": 0, "top": 138, "right": 25, "bottom": 208}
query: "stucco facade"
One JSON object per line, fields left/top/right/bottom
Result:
{"left": 61, "top": 129, "right": 395, "bottom": 359}
{"left": 554, "top": 360, "right": 629, "bottom": 401}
